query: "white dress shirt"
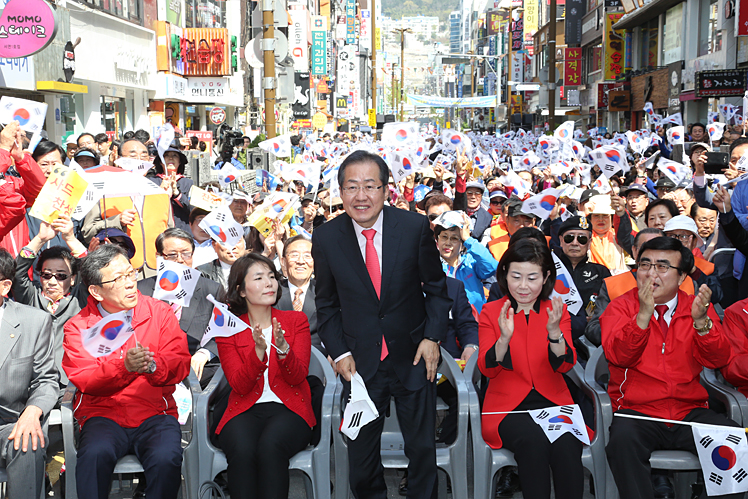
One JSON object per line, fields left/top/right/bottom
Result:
{"left": 654, "top": 294, "right": 678, "bottom": 326}
{"left": 256, "top": 326, "right": 283, "bottom": 405}
{"left": 335, "top": 211, "right": 385, "bottom": 364}
{"left": 288, "top": 281, "right": 311, "bottom": 308}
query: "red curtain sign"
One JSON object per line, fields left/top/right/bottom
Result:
{"left": 564, "top": 48, "right": 582, "bottom": 86}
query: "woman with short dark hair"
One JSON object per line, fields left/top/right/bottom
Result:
{"left": 214, "top": 253, "right": 315, "bottom": 499}
{"left": 478, "top": 238, "right": 586, "bottom": 499}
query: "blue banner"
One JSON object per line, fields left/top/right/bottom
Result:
{"left": 406, "top": 94, "right": 499, "bottom": 108}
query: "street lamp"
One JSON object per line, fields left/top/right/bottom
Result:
{"left": 392, "top": 27, "right": 413, "bottom": 121}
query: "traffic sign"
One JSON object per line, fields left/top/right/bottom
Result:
{"left": 209, "top": 107, "right": 226, "bottom": 125}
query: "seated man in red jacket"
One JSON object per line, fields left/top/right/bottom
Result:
{"left": 62, "top": 245, "right": 191, "bottom": 499}
{"left": 601, "top": 236, "right": 738, "bottom": 499}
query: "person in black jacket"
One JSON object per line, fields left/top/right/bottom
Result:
{"left": 147, "top": 142, "right": 194, "bottom": 234}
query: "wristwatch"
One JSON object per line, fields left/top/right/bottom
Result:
{"left": 146, "top": 360, "right": 157, "bottom": 374}
{"left": 694, "top": 317, "right": 713, "bottom": 336}
{"left": 425, "top": 337, "right": 442, "bottom": 345}
{"left": 547, "top": 335, "right": 564, "bottom": 344}
{"left": 464, "top": 344, "right": 479, "bottom": 351}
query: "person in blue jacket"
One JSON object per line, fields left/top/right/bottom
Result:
{"left": 432, "top": 211, "right": 498, "bottom": 314}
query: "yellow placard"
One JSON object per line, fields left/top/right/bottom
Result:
{"left": 29, "top": 165, "right": 88, "bottom": 223}
{"left": 368, "top": 108, "right": 376, "bottom": 127}
{"left": 189, "top": 185, "right": 228, "bottom": 212}
{"left": 246, "top": 194, "right": 296, "bottom": 237}
{"left": 312, "top": 112, "right": 327, "bottom": 130}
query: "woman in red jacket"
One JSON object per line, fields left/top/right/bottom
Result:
{"left": 215, "top": 253, "right": 315, "bottom": 499}
{"left": 478, "top": 238, "right": 583, "bottom": 499}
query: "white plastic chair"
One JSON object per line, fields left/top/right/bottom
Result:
{"left": 192, "top": 347, "right": 335, "bottom": 499}
{"left": 467, "top": 350, "right": 608, "bottom": 499}
{"left": 331, "top": 347, "right": 471, "bottom": 499}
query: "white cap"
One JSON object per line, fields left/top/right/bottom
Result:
{"left": 432, "top": 211, "right": 466, "bottom": 231}
{"left": 588, "top": 195, "right": 615, "bottom": 215}
{"left": 664, "top": 215, "right": 704, "bottom": 247}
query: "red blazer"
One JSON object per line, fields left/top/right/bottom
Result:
{"left": 478, "top": 296, "right": 578, "bottom": 449}
{"left": 722, "top": 297, "right": 748, "bottom": 396}
{"left": 215, "top": 308, "right": 315, "bottom": 433}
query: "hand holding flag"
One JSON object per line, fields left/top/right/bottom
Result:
{"left": 80, "top": 311, "right": 136, "bottom": 358}
{"left": 153, "top": 258, "right": 201, "bottom": 307}
{"left": 201, "top": 294, "right": 250, "bottom": 347}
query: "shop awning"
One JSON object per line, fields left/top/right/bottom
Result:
{"left": 36, "top": 81, "right": 88, "bottom": 94}
{"left": 613, "top": 0, "right": 684, "bottom": 30}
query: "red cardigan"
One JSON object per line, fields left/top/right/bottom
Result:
{"left": 478, "top": 296, "right": 579, "bottom": 449}
{"left": 215, "top": 308, "right": 315, "bottom": 433}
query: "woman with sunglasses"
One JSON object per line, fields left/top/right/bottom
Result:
{"left": 11, "top": 214, "right": 89, "bottom": 390}
{"left": 479, "top": 237, "right": 590, "bottom": 499}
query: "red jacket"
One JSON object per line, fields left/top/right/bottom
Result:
{"left": 720, "top": 298, "right": 748, "bottom": 396}
{"left": 62, "top": 294, "right": 191, "bottom": 428}
{"left": 478, "top": 296, "right": 579, "bottom": 449}
{"left": 601, "top": 288, "right": 732, "bottom": 420}
{"left": 215, "top": 308, "right": 315, "bottom": 434}
{"left": 0, "top": 149, "right": 44, "bottom": 244}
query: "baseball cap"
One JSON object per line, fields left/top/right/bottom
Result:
{"left": 579, "top": 189, "right": 600, "bottom": 206}
{"left": 621, "top": 184, "right": 648, "bottom": 197}
{"left": 664, "top": 214, "right": 705, "bottom": 247}
{"left": 94, "top": 228, "right": 136, "bottom": 259}
{"left": 587, "top": 195, "right": 615, "bottom": 215}
{"left": 505, "top": 198, "right": 531, "bottom": 218}
{"left": 465, "top": 181, "right": 486, "bottom": 193}
{"left": 656, "top": 177, "right": 676, "bottom": 189}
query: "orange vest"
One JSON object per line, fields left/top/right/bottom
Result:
{"left": 605, "top": 271, "right": 695, "bottom": 302}
{"left": 694, "top": 257, "right": 714, "bottom": 276}
{"left": 99, "top": 194, "right": 171, "bottom": 271}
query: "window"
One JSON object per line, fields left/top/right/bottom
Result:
{"left": 661, "top": 4, "right": 683, "bottom": 65}
{"left": 699, "top": 0, "right": 722, "bottom": 55}
{"left": 639, "top": 18, "right": 658, "bottom": 68}
{"left": 82, "top": 0, "right": 141, "bottom": 24}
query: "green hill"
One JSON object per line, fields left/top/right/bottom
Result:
{"left": 380, "top": 0, "right": 459, "bottom": 23}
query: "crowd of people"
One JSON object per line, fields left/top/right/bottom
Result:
{"left": 1, "top": 115, "right": 748, "bottom": 499}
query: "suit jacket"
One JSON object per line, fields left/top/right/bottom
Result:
{"left": 276, "top": 279, "right": 323, "bottom": 353}
{"left": 137, "top": 275, "right": 222, "bottom": 357}
{"left": 444, "top": 277, "right": 479, "bottom": 359}
{"left": 0, "top": 301, "right": 59, "bottom": 423}
{"left": 312, "top": 206, "right": 451, "bottom": 390}
{"left": 197, "top": 259, "right": 227, "bottom": 291}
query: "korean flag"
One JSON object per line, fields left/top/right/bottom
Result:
{"left": 153, "top": 258, "right": 201, "bottom": 307}
{"left": 198, "top": 206, "right": 245, "bottom": 248}
{"left": 589, "top": 145, "right": 627, "bottom": 178}
{"left": 521, "top": 188, "right": 562, "bottom": 221}
{"left": 218, "top": 161, "right": 241, "bottom": 190}
{"left": 258, "top": 134, "right": 293, "bottom": 158}
{"left": 708, "top": 122, "right": 726, "bottom": 142}
{"left": 340, "top": 373, "right": 380, "bottom": 440}
{"left": 381, "top": 122, "right": 421, "bottom": 147}
{"left": 691, "top": 424, "right": 748, "bottom": 497}
{"left": 80, "top": 311, "right": 136, "bottom": 358}
{"left": 115, "top": 157, "right": 153, "bottom": 176}
{"left": 667, "top": 126, "right": 685, "bottom": 146}
{"left": 529, "top": 404, "right": 590, "bottom": 445}
{"left": 200, "top": 294, "right": 250, "bottom": 347}
{"left": 551, "top": 252, "right": 583, "bottom": 315}
{"left": 657, "top": 159, "right": 692, "bottom": 186}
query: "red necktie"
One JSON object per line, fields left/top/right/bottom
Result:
{"left": 363, "top": 229, "right": 387, "bottom": 360}
{"left": 655, "top": 304, "right": 669, "bottom": 339}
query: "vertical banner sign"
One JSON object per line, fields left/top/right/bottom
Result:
{"left": 346, "top": 0, "right": 357, "bottom": 45}
{"left": 564, "top": 48, "right": 582, "bottom": 86}
{"left": 565, "top": 0, "right": 586, "bottom": 45}
{"left": 289, "top": 3, "right": 309, "bottom": 72}
{"left": 512, "top": 52, "right": 524, "bottom": 83}
{"left": 457, "top": 65, "right": 464, "bottom": 98}
{"left": 293, "top": 72, "right": 311, "bottom": 118}
{"left": 511, "top": 11, "right": 524, "bottom": 51}
{"left": 360, "top": 10, "right": 372, "bottom": 52}
{"left": 524, "top": 0, "right": 539, "bottom": 45}
{"left": 311, "top": 16, "right": 328, "bottom": 76}
{"left": 740, "top": 0, "right": 748, "bottom": 37}
{"left": 487, "top": 11, "right": 500, "bottom": 35}
{"left": 375, "top": 28, "right": 381, "bottom": 50}
{"left": 604, "top": 13, "right": 625, "bottom": 81}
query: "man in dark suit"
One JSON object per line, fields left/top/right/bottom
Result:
{"left": 137, "top": 228, "right": 222, "bottom": 386}
{"left": 313, "top": 151, "right": 451, "bottom": 499}
{"left": 0, "top": 249, "right": 59, "bottom": 499}
{"left": 276, "top": 234, "right": 324, "bottom": 354}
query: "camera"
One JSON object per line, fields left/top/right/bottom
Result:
{"left": 224, "top": 130, "right": 244, "bottom": 147}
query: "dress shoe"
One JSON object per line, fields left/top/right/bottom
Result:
{"left": 652, "top": 473, "right": 675, "bottom": 499}
{"left": 399, "top": 471, "right": 408, "bottom": 496}
{"left": 495, "top": 466, "right": 520, "bottom": 498}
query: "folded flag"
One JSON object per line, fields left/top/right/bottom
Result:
{"left": 255, "top": 169, "right": 279, "bottom": 190}
{"left": 115, "top": 157, "right": 152, "bottom": 176}
{"left": 153, "top": 258, "right": 201, "bottom": 307}
{"left": 529, "top": 404, "right": 590, "bottom": 445}
{"left": 340, "top": 372, "right": 380, "bottom": 440}
{"left": 80, "top": 311, "right": 136, "bottom": 358}
{"left": 661, "top": 113, "right": 683, "bottom": 126}
{"left": 554, "top": 121, "right": 575, "bottom": 143}
{"left": 551, "top": 252, "right": 583, "bottom": 315}
{"left": 218, "top": 161, "right": 240, "bottom": 190}
{"left": 200, "top": 294, "right": 250, "bottom": 347}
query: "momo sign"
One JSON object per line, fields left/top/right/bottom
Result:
{"left": 0, "top": 0, "right": 57, "bottom": 59}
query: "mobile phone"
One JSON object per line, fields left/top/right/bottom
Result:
{"left": 704, "top": 152, "right": 729, "bottom": 175}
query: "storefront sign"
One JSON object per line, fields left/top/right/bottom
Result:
{"left": 185, "top": 130, "right": 213, "bottom": 152}
{"left": 156, "top": 72, "right": 188, "bottom": 100}
{"left": 289, "top": 3, "right": 308, "bottom": 72}
{"left": 565, "top": 0, "right": 586, "bottom": 45}
{"left": 360, "top": 10, "right": 371, "bottom": 52}
{"left": 607, "top": 90, "right": 630, "bottom": 111}
{"left": 696, "top": 69, "right": 748, "bottom": 97}
{"left": 487, "top": 11, "right": 500, "bottom": 36}
{"left": 209, "top": 106, "right": 226, "bottom": 125}
{"left": 312, "top": 111, "right": 327, "bottom": 129}
{"left": 0, "top": 56, "right": 34, "bottom": 90}
{"left": 0, "top": 0, "right": 57, "bottom": 59}
{"left": 179, "top": 28, "right": 231, "bottom": 76}
{"left": 293, "top": 72, "right": 311, "bottom": 119}
{"left": 739, "top": 0, "right": 748, "bottom": 36}
{"left": 603, "top": 13, "right": 624, "bottom": 81}
{"left": 311, "top": 16, "right": 327, "bottom": 76}
{"left": 187, "top": 77, "right": 228, "bottom": 102}
{"left": 510, "top": 11, "right": 524, "bottom": 51}
{"left": 346, "top": 0, "right": 356, "bottom": 45}
{"left": 564, "top": 48, "right": 582, "bottom": 86}
{"left": 597, "top": 82, "right": 614, "bottom": 109}
{"left": 667, "top": 61, "right": 682, "bottom": 114}
{"left": 524, "top": 0, "right": 539, "bottom": 43}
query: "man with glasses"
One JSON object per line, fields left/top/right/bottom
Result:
{"left": 554, "top": 215, "right": 610, "bottom": 346}
{"left": 276, "top": 235, "right": 322, "bottom": 353}
{"left": 323, "top": 196, "right": 345, "bottom": 221}
{"left": 313, "top": 150, "right": 451, "bottom": 499}
{"left": 458, "top": 181, "right": 492, "bottom": 242}
{"left": 0, "top": 248, "right": 59, "bottom": 499}
{"left": 601, "top": 236, "right": 739, "bottom": 499}
{"left": 62, "top": 244, "right": 191, "bottom": 499}
{"left": 137, "top": 228, "right": 222, "bottom": 386}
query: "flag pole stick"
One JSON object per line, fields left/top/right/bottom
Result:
{"left": 614, "top": 413, "right": 748, "bottom": 433}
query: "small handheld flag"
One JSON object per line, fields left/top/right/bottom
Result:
{"left": 153, "top": 258, "right": 201, "bottom": 307}
{"left": 80, "top": 311, "right": 136, "bottom": 358}
{"left": 200, "top": 294, "right": 251, "bottom": 347}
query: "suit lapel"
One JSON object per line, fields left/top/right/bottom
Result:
{"left": 0, "top": 302, "right": 21, "bottom": 370}
{"left": 302, "top": 280, "right": 315, "bottom": 314}
{"left": 178, "top": 277, "right": 202, "bottom": 327}
{"left": 338, "top": 217, "right": 379, "bottom": 301}
{"left": 380, "top": 207, "right": 401, "bottom": 310}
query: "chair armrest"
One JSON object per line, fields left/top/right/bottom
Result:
{"left": 60, "top": 383, "right": 78, "bottom": 499}
{"left": 702, "top": 369, "right": 747, "bottom": 426}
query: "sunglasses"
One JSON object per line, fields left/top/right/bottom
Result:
{"left": 428, "top": 213, "right": 440, "bottom": 221}
{"left": 562, "top": 234, "right": 589, "bottom": 245}
{"left": 490, "top": 199, "right": 503, "bottom": 205}
{"left": 40, "top": 271, "right": 71, "bottom": 281}
{"left": 331, "top": 204, "right": 344, "bottom": 213}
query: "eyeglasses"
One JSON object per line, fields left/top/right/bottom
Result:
{"left": 668, "top": 234, "right": 694, "bottom": 242}
{"left": 427, "top": 213, "right": 440, "bottom": 221}
{"left": 465, "top": 191, "right": 483, "bottom": 197}
{"left": 563, "top": 234, "right": 589, "bottom": 245}
{"left": 97, "top": 268, "right": 138, "bottom": 287}
{"left": 286, "top": 251, "right": 313, "bottom": 262}
{"left": 340, "top": 184, "right": 383, "bottom": 195}
{"left": 162, "top": 251, "right": 193, "bottom": 261}
{"left": 125, "top": 151, "right": 150, "bottom": 160}
{"left": 331, "top": 204, "right": 344, "bottom": 213}
{"left": 637, "top": 261, "right": 683, "bottom": 274}
{"left": 40, "top": 271, "right": 70, "bottom": 281}
{"left": 490, "top": 199, "right": 503, "bottom": 205}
